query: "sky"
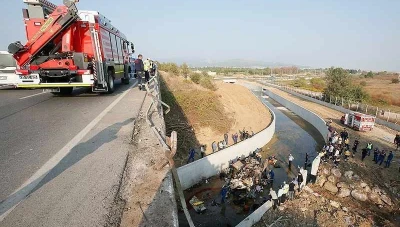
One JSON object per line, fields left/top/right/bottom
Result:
{"left": 1, "top": 0, "right": 399, "bottom": 71}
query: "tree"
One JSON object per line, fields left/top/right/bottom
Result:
{"left": 391, "top": 78, "right": 399, "bottom": 84}
{"left": 310, "top": 78, "right": 325, "bottom": 91}
{"left": 323, "top": 67, "right": 351, "bottom": 98}
{"left": 364, "top": 71, "right": 374, "bottom": 78}
{"left": 180, "top": 63, "right": 190, "bottom": 79}
{"left": 291, "top": 78, "right": 307, "bottom": 88}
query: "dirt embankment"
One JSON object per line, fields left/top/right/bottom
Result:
{"left": 160, "top": 72, "right": 271, "bottom": 166}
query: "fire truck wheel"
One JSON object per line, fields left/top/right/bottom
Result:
{"left": 121, "top": 77, "right": 130, "bottom": 85}
{"left": 52, "top": 87, "right": 73, "bottom": 96}
{"left": 107, "top": 70, "right": 115, "bottom": 94}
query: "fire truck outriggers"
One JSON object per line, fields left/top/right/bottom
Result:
{"left": 8, "top": 0, "right": 135, "bottom": 95}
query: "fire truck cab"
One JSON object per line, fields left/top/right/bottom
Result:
{"left": 8, "top": 0, "right": 135, "bottom": 95}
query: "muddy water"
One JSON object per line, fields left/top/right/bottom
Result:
{"left": 178, "top": 86, "right": 325, "bottom": 227}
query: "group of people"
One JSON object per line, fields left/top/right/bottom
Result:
{"left": 322, "top": 127, "right": 397, "bottom": 170}
{"left": 134, "top": 54, "right": 157, "bottom": 90}
{"left": 211, "top": 129, "right": 255, "bottom": 153}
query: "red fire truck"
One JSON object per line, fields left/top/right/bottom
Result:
{"left": 8, "top": 0, "right": 135, "bottom": 95}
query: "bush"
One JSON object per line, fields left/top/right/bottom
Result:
{"left": 310, "top": 77, "right": 325, "bottom": 91}
{"left": 360, "top": 81, "right": 367, "bottom": 86}
{"left": 392, "top": 78, "right": 399, "bottom": 84}
{"left": 200, "top": 76, "right": 216, "bottom": 90}
{"left": 180, "top": 63, "right": 190, "bottom": 78}
{"left": 190, "top": 73, "right": 201, "bottom": 84}
{"left": 364, "top": 71, "right": 374, "bottom": 78}
{"left": 291, "top": 78, "right": 307, "bottom": 88}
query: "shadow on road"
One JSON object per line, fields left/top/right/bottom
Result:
{"left": 0, "top": 118, "right": 132, "bottom": 218}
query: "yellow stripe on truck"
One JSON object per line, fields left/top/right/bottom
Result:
{"left": 17, "top": 84, "right": 93, "bottom": 88}
{"left": 115, "top": 71, "right": 124, "bottom": 74}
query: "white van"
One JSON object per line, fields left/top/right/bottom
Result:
{"left": 0, "top": 51, "right": 18, "bottom": 86}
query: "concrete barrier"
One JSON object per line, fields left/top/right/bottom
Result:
{"left": 236, "top": 201, "right": 273, "bottom": 227}
{"left": 263, "top": 88, "right": 329, "bottom": 142}
{"left": 177, "top": 100, "right": 276, "bottom": 190}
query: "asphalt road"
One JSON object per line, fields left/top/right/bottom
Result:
{"left": 0, "top": 79, "right": 146, "bottom": 226}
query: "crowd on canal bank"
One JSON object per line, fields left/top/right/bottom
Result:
{"left": 186, "top": 128, "right": 256, "bottom": 163}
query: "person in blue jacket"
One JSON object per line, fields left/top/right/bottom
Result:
{"left": 385, "top": 151, "right": 394, "bottom": 168}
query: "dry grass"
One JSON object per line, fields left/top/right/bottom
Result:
{"left": 354, "top": 75, "right": 400, "bottom": 109}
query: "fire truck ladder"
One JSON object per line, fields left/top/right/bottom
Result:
{"left": 89, "top": 24, "right": 107, "bottom": 91}
{"left": 23, "top": 0, "right": 58, "bottom": 17}
{"left": 9, "top": 0, "right": 80, "bottom": 67}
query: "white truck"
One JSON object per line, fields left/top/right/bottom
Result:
{"left": 0, "top": 51, "right": 18, "bottom": 87}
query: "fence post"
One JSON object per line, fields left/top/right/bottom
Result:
{"left": 365, "top": 104, "right": 368, "bottom": 114}
{"left": 335, "top": 97, "right": 338, "bottom": 105}
{"left": 356, "top": 103, "right": 359, "bottom": 111}
{"left": 387, "top": 110, "right": 390, "bottom": 122}
{"left": 330, "top": 96, "right": 332, "bottom": 103}
{"left": 375, "top": 107, "right": 378, "bottom": 117}
{"left": 341, "top": 97, "right": 344, "bottom": 106}
{"left": 348, "top": 99, "right": 351, "bottom": 109}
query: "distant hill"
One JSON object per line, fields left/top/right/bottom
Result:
{"left": 156, "top": 58, "right": 308, "bottom": 69}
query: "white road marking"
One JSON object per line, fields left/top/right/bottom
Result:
{"left": 19, "top": 91, "right": 48, "bottom": 100}
{"left": 0, "top": 80, "right": 138, "bottom": 222}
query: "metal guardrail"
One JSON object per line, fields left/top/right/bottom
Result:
{"left": 143, "top": 70, "right": 194, "bottom": 227}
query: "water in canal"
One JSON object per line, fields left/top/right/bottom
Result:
{"left": 178, "top": 87, "right": 325, "bottom": 227}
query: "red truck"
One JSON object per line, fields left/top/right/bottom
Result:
{"left": 8, "top": 0, "right": 135, "bottom": 95}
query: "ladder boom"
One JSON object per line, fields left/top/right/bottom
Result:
{"left": 9, "top": 1, "right": 79, "bottom": 67}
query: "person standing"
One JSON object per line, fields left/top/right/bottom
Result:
{"left": 305, "top": 153, "right": 310, "bottom": 168}
{"left": 282, "top": 182, "right": 289, "bottom": 204}
{"left": 269, "top": 188, "right": 278, "bottom": 210}
{"left": 143, "top": 58, "right": 151, "bottom": 83}
{"left": 340, "top": 128, "right": 349, "bottom": 141}
{"left": 352, "top": 138, "right": 359, "bottom": 157}
{"left": 224, "top": 133, "right": 229, "bottom": 146}
{"left": 394, "top": 134, "right": 400, "bottom": 150}
{"left": 361, "top": 148, "right": 368, "bottom": 161}
{"left": 268, "top": 169, "right": 275, "bottom": 185}
{"left": 373, "top": 148, "right": 379, "bottom": 163}
{"left": 366, "top": 142, "right": 373, "bottom": 156}
{"left": 220, "top": 186, "right": 229, "bottom": 203}
{"left": 212, "top": 141, "right": 217, "bottom": 153}
{"left": 288, "top": 179, "right": 296, "bottom": 200}
{"left": 288, "top": 154, "right": 294, "bottom": 169}
{"left": 297, "top": 172, "right": 303, "bottom": 192}
{"left": 187, "top": 148, "right": 196, "bottom": 164}
{"left": 277, "top": 186, "right": 283, "bottom": 206}
{"left": 385, "top": 151, "right": 394, "bottom": 168}
{"left": 378, "top": 150, "right": 386, "bottom": 166}
{"left": 134, "top": 54, "right": 145, "bottom": 90}
{"left": 344, "top": 149, "right": 351, "bottom": 161}
{"left": 200, "top": 145, "right": 205, "bottom": 158}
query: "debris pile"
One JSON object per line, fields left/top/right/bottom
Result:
{"left": 316, "top": 163, "right": 395, "bottom": 209}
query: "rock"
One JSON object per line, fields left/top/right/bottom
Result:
{"left": 300, "top": 207, "right": 308, "bottom": 212}
{"left": 331, "top": 168, "right": 342, "bottom": 178}
{"left": 381, "top": 195, "right": 393, "bottom": 206}
{"left": 278, "top": 206, "right": 285, "bottom": 211}
{"left": 300, "top": 193, "right": 309, "bottom": 198}
{"left": 303, "top": 186, "right": 314, "bottom": 194}
{"left": 336, "top": 182, "right": 349, "bottom": 188}
{"left": 368, "top": 192, "right": 383, "bottom": 205}
{"left": 342, "top": 207, "right": 349, "bottom": 212}
{"left": 327, "top": 175, "right": 337, "bottom": 184}
{"left": 317, "top": 176, "right": 327, "bottom": 187}
{"left": 349, "top": 184, "right": 356, "bottom": 189}
{"left": 351, "top": 189, "right": 368, "bottom": 202}
{"left": 360, "top": 182, "right": 368, "bottom": 188}
{"left": 352, "top": 174, "right": 360, "bottom": 181}
{"left": 344, "top": 171, "right": 353, "bottom": 179}
{"left": 330, "top": 200, "right": 341, "bottom": 208}
{"left": 337, "top": 188, "right": 351, "bottom": 198}
{"left": 324, "top": 181, "right": 338, "bottom": 194}
{"left": 363, "top": 186, "right": 371, "bottom": 194}
{"left": 322, "top": 168, "right": 330, "bottom": 175}
{"left": 372, "top": 187, "right": 382, "bottom": 195}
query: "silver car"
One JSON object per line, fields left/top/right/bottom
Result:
{"left": 0, "top": 51, "right": 17, "bottom": 87}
